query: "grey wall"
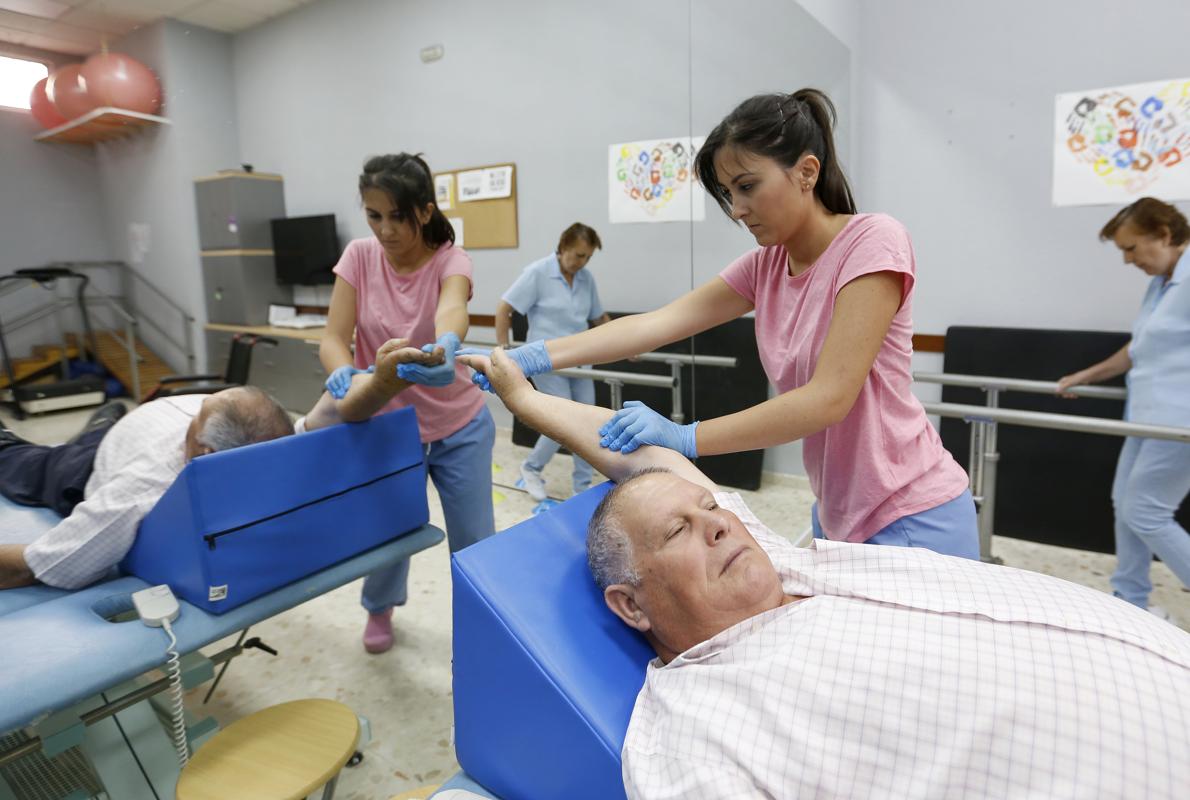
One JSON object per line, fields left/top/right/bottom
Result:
{"left": 94, "top": 18, "right": 240, "bottom": 372}
{"left": 0, "top": 62, "right": 112, "bottom": 359}
{"left": 233, "top": 0, "right": 697, "bottom": 316}
{"left": 231, "top": 0, "right": 848, "bottom": 476}
{"left": 853, "top": 0, "right": 1190, "bottom": 338}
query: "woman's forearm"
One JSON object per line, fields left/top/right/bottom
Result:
{"left": 319, "top": 334, "right": 355, "bottom": 373}
{"left": 495, "top": 301, "right": 514, "bottom": 347}
{"left": 692, "top": 381, "right": 843, "bottom": 457}
{"left": 545, "top": 311, "right": 672, "bottom": 368}
{"left": 435, "top": 304, "right": 470, "bottom": 342}
{"left": 1085, "top": 343, "right": 1133, "bottom": 383}
{"left": 546, "top": 277, "right": 751, "bottom": 369}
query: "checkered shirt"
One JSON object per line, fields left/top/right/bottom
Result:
{"left": 20, "top": 395, "right": 203, "bottom": 589}
{"left": 621, "top": 492, "right": 1190, "bottom": 799}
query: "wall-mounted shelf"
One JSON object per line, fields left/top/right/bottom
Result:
{"left": 34, "top": 106, "right": 170, "bottom": 145}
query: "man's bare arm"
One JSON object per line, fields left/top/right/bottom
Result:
{"left": 459, "top": 349, "right": 716, "bottom": 491}
{"left": 305, "top": 339, "right": 443, "bottom": 431}
{"left": 0, "top": 545, "right": 34, "bottom": 589}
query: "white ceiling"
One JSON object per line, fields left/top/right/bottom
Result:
{"left": 0, "top": 0, "right": 320, "bottom": 57}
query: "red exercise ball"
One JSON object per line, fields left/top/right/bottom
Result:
{"left": 80, "top": 52, "right": 162, "bottom": 114}
{"left": 29, "top": 77, "right": 68, "bottom": 129}
{"left": 46, "top": 63, "right": 97, "bottom": 119}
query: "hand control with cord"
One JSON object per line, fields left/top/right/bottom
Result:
{"left": 132, "top": 584, "right": 189, "bottom": 770}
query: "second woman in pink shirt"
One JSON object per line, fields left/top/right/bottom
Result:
{"left": 477, "top": 89, "right": 976, "bottom": 558}
{"left": 321, "top": 153, "right": 496, "bottom": 652}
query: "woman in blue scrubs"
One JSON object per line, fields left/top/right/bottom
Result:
{"left": 1058, "top": 197, "right": 1190, "bottom": 617}
{"left": 494, "top": 223, "right": 610, "bottom": 502}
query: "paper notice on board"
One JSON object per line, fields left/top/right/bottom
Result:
{"left": 448, "top": 217, "right": 464, "bottom": 246}
{"left": 435, "top": 174, "right": 454, "bottom": 210}
{"left": 457, "top": 170, "right": 485, "bottom": 202}
{"left": 483, "top": 166, "right": 513, "bottom": 198}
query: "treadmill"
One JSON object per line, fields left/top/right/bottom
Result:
{"left": 0, "top": 267, "right": 107, "bottom": 419}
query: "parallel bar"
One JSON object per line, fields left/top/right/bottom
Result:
{"left": 915, "top": 371, "right": 1126, "bottom": 401}
{"left": 977, "top": 390, "right": 1001, "bottom": 562}
{"left": 922, "top": 402, "right": 1190, "bottom": 443}
{"left": 462, "top": 340, "right": 737, "bottom": 370}
{"left": 633, "top": 351, "right": 738, "bottom": 368}
{"left": 554, "top": 367, "right": 674, "bottom": 388}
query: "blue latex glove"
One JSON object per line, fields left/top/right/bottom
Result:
{"left": 325, "top": 364, "right": 374, "bottom": 399}
{"left": 457, "top": 340, "right": 552, "bottom": 392}
{"left": 397, "top": 331, "right": 460, "bottom": 388}
{"left": 599, "top": 400, "right": 699, "bottom": 457}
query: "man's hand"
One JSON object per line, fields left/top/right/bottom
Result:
{"left": 375, "top": 338, "right": 444, "bottom": 389}
{"left": 0, "top": 545, "right": 34, "bottom": 589}
{"left": 458, "top": 340, "right": 552, "bottom": 392}
{"left": 1055, "top": 369, "right": 1093, "bottom": 399}
{"left": 458, "top": 347, "right": 534, "bottom": 411}
{"left": 397, "top": 332, "right": 460, "bottom": 388}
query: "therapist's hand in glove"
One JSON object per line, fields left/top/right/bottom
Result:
{"left": 326, "top": 364, "right": 374, "bottom": 399}
{"left": 599, "top": 400, "right": 700, "bottom": 458}
{"left": 397, "top": 332, "right": 461, "bottom": 388}
{"left": 457, "top": 339, "right": 552, "bottom": 392}
{"left": 375, "top": 338, "right": 443, "bottom": 389}
{"left": 457, "top": 347, "right": 534, "bottom": 409}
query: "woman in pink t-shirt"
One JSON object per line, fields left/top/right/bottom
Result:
{"left": 481, "top": 90, "right": 976, "bottom": 558}
{"left": 321, "top": 153, "right": 495, "bottom": 653}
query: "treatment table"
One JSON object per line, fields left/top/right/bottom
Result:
{"left": 0, "top": 408, "right": 444, "bottom": 799}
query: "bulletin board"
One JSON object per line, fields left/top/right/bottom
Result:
{"left": 432, "top": 162, "right": 518, "bottom": 249}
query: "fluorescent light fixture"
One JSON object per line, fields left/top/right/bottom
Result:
{"left": 0, "top": 54, "right": 49, "bottom": 110}
{"left": 0, "top": 0, "right": 70, "bottom": 20}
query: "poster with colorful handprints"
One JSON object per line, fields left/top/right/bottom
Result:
{"left": 1053, "top": 78, "right": 1190, "bottom": 206}
{"left": 609, "top": 137, "right": 706, "bottom": 223}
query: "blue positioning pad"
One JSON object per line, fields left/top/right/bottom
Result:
{"left": 451, "top": 484, "right": 654, "bottom": 800}
{"left": 122, "top": 407, "right": 429, "bottom": 613}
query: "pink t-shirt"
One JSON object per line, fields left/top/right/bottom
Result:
{"left": 333, "top": 237, "right": 486, "bottom": 443}
{"left": 719, "top": 213, "right": 968, "bottom": 542}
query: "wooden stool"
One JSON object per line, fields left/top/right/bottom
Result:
{"left": 176, "top": 699, "right": 360, "bottom": 800}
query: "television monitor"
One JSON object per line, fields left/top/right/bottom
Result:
{"left": 271, "top": 214, "right": 340, "bottom": 285}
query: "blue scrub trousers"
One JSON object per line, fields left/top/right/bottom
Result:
{"left": 523, "top": 372, "right": 595, "bottom": 494}
{"left": 812, "top": 489, "right": 979, "bottom": 560}
{"left": 362, "top": 406, "right": 496, "bottom": 614}
{"left": 1109, "top": 435, "right": 1190, "bottom": 609}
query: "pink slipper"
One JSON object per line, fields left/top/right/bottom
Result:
{"left": 363, "top": 608, "right": 394, "bottom": 654}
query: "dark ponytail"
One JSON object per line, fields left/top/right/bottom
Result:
{"left": 358, "top": 153, "right": 455, "bottom": 248}
{"left": 694, "top": 87, "right": 856, "bottom": 218}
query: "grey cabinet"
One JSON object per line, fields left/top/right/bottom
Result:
{"left": 251, "top": 336, "right": 325, "bottom": 413}
{"left": 194, "top": 172, "right": 286, "bottom": 250}
{"left": 201, "top": 253, "right": 291, "bottom": 326}
{"left": 205, "top": 329, "right": 235, "bottom": 377}
{"left": 194, "top": 171, "right": 292, "bottom": 326}
{"left": 204, "top": 329, "right": 325, "bottom": 413}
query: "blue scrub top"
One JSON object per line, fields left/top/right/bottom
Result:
{"left": 1126, "top": 249, "right": 1190, "bottom": 426}
{"left": 502, "top": 253, "right": 605, "bottom": 343}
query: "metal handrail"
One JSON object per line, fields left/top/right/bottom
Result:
{"left": 67, "top": 260, "right": 196, "bottom": 373}
{"left": 62, "top": 261, "right": 193, "bottom": 322}
{"left": 554, "top": 366, "right": 674, "bottom": 388}
{"left": 462, "top": 339, "right": 731, "bottom": 417}
{"left": 920, "top": 373, "right": 1190, "bottom": 564}
{"left": 634, "top": 351, "right": 738, "bottom": 368}
{"left": 915, "top": 371, "right": 1127, "bottom": 401}
{"left": 922, "top": 402, "right": 1190, "bottom": 444}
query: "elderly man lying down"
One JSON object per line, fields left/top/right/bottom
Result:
{"left": 460, "top": 348, "right": 1190, "bottom": 800}
{"left": 0, "top": 338, "right": 441, "bottom": 590}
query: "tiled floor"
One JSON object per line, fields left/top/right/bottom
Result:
{"left": 3, "top": 404, "right": 1186, "bottom": 799}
